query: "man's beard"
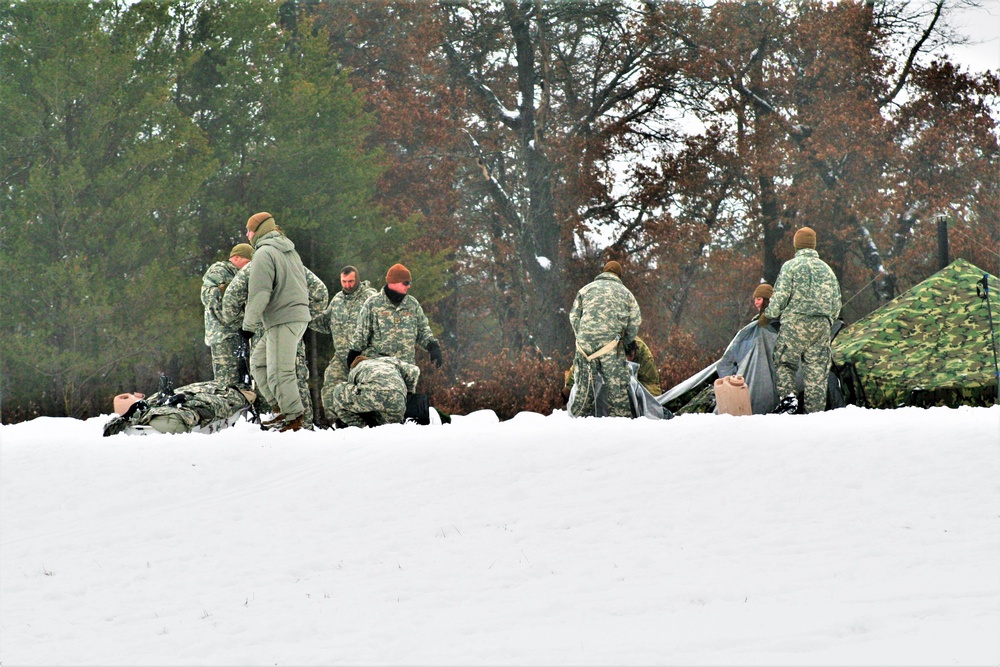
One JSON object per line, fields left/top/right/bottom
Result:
{"left": 343, "top": 284, "right": 357, "bottom": 294}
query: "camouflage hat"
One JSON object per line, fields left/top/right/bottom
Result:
{"left": 603, "top": 260, "right": 623, "bottom": 277}
{"left": 794, "top": 227, "right": 817, "bottom": 250}
{"left": 229, "top": 243, "right": 254, "bottom": 260}
{"left": 350, "top": 354, "right": 370, "bottom": 369}
{"left": 753, "top": 283, "right": 774, "bottom": 299}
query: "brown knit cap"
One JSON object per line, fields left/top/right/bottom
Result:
{"left": 246, "top": 212, "right": 273, "bottom": 232}
{"left": 350, "top": 354, "right": 369, "bottom": 370}
{"left": 229, "top": 243, "right": 254, "bottom": 260}
{"left": 793, "top": 227, "right": 817, "bottom": 250}
{"left": 603, "top": 260, "right": 623, "bottom": 277}
{"left": 385, "top": 263, "right": 411, "bottom": 284}
{"left": 753, "top": 283, "right": 773, "bottom": 300}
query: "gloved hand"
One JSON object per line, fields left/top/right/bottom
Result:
{"left": 240, "top": 328, "right": 255, "bottom": 342}
{"left": 758, "top": 314, "right": 771, "bottom": 327}
{"left": 218, "top": 282, "right": 228, "bottom": 293}
{"left": 346, "top": 349, "right": 362, "bottom": 369}
{"left": 624, "top": 339, "right": 638, "bottom": 358}
{"left": 427, "top": 341, "right": 443, "bottom": 368}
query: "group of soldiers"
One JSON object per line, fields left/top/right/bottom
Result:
{"left": 105, "top": 216, "right": 840, "bottom": 436}
{"left": 201, "top": 212, "right": 442, "bottom": 432}
{"left": 565, "top": 226, "right": 842, "bottom": 417}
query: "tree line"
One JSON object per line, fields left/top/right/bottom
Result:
{"left": 2, "top": 0, "right": 997, "bottom": 422}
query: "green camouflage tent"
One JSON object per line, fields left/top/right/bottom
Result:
{"left": 832, "top": 258, "right": 999, "bottom": 409}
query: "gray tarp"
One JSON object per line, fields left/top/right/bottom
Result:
{"left": 658, "top": 321, "right": 780, "bottom": 415}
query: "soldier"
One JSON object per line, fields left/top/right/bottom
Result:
{"left": 326, "top": 355, "right": 420, "bottom": 428}
{"left": 563, "top": 335, "right": 661, "bottom": 400}
{"left": 316, "top": 266, "right": 378, "bottom": 422}
{"left": 221, "top": 258, "right": 328, "bottom": 429}
{"left": 104, "top": 382, "right": 256, "bottom": 436}
{"left": 752, "top": 283, "right": 773, "bottom": 320}
{"left": 242, "top": 212, "right": 311, "bottom": 432}
{"left": 346, "top": 263, "right": 442, "bottom": 370}
{"left": 200, "top": 244, "right": 253, "bottom": 384}
{"left": 760, "top": 226, "right": 842, "bottom": 414}
{"left": 567, "top": 260, "right": 642, "bottom": 418}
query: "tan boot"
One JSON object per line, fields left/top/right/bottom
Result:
{"left": 260, "top": 413, "right": 285, "bottom": 428}
{"left": 277, "top": 415, "right": 303, "bottom": 433}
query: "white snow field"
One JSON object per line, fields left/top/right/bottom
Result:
{"left": 1, "top": 405, "right": 998, "bottom": 666}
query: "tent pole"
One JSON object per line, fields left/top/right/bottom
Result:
{"left": 976, "top": 274, "right": 1000, "bottom": 405}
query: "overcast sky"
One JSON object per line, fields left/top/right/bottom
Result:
{"left": 944, "top": 1, "right": 999, "bottom": 73}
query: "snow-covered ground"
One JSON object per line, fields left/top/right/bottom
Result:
{"left": 1, "top": 406, "right": 998, "bottom": 666}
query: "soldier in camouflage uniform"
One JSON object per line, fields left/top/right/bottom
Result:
{"left": 567, "top": 261, "right": 642, "bottom": 418}
{"left": 220, "top": 255, "right": 328, "bottom": 428}
{"left": 326, "top": 355, "right": 420, "bottom": 428}
{"left": 346, "top": 263, "right": 443, "bottom": 371}
{"left": 564, "top": 335, "right": 661, "bottom": 399}
{"left": 103, "top": 382, "right": 256, "bottom": 436}
{"left": 201, "top": 244, "right": 253, "bottom": 384}
{"left": 761, "top": 227, "right": 842, "bottom": 414}
{"left": 314, "top": 266, "right": 378, "bottom": 422}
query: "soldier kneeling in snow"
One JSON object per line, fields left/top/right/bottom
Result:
{"left": 325, "top": 355, "right": 421, "bottom": 429}
{"left": 103, "top": 380, "right": 256, "bottom": 436}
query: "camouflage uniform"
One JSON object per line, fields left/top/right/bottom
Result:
{"left": 316, "top": 280, "right": 378, "bottom": 421}
{"left": 568, "top": 271, "right": 642, "bottom": 418}
{"left": 764, "top": 248, "right": 842, "bottom": 413}
{"left": 201, "top": 260, "right": 241, "bottom": 384}
{"left": 219, "top": 262, "right": 328, "bottom": 426}
{"left": 566, "top": 336, "right": 661, "bottom": 396}
{"left": 103, "top": 381, "right": 253, "bottom": 436}
{"left": 327, "top": 356, "right": 420, "bottom": 428}
{"left": 350, "top": 288, "right": 437, "bottom": 365}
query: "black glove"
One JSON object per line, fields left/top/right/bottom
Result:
{"left": 427, "top": 341, "right": 443, "bottom": 368}
{"left": 346, "top": 349, "right": 362, "bottom": 369}
{"left": 624, "top": 339, "right": 638, "bottom": 357}
{"left": 240, "top": 328, "right": 255, "bottom": 342}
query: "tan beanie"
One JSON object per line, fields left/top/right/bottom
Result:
{"left": 350, "top": 354, "right": 370, "bottom": 370}
{"left": 385, "top": 263, "right": 411, "bottom": 284}
{"left": 753, "top": 283, "right": 774, "bottom": 300}
{"left": 229, "top": 243, "right": 254, "bottom": 260}
{"left": 793, "top": 227, "right": 817, "bottom": 250}
{"left": 246, "top": 212, "right": 273, "bottom": 233}
{"left": 603, "top": 260, "right": 623, "bottom": 277}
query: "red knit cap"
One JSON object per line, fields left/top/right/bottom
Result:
{"left": 385, "top": 263, "right": 411, "bottom": 284}
{"left": 350, "top": 354, "right": 369, "bottom": 370}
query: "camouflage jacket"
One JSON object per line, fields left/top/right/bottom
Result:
{"left": 764, "top": 249, "right": 842, "bottom": 323}
{"left": 566, "top": 335, "right": 661, "bottom": 395}
{"left": 222, "top": 261, "right": 328, "bottom": 336}
{"left": 348, "top": 356, "right": 420, "bottom": 394}
{"left": 201, "top": 260, "right": 240, "bottom": 346}
{"left": 350, "top": 287, "right": 437, "bottom": 364}
{"left": 569, "top": 272, "right": 642, "bottom": 354}
{"left": 314, "top": 281, "right": 378, "bottom": 362}
{"left": 103, "top": 380, "right": 251, "bottom": 436}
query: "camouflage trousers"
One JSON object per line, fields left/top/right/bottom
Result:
{"left": 568, "top": 348, "right": 633, "bottom": 418}
{"left": 250, "top": 324, "right": 313, "bottom": 425}
{"left": 210, "top": 336, "right": 240, "bottom": 386}
{"left": 326, "top": 382, "right": 406, "bottom": 428}
{"left": 320, "top": 354, "right": 350, "bottom": 423}
{"left": 774, "top": 317, "right": 831, "bottom": 414}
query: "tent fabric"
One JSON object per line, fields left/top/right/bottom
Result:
{"left": 659, "top": 320, "right": 780, "bottom": 415}
{"left": 831, "top": 258, "right": 998, "bottom": 409}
